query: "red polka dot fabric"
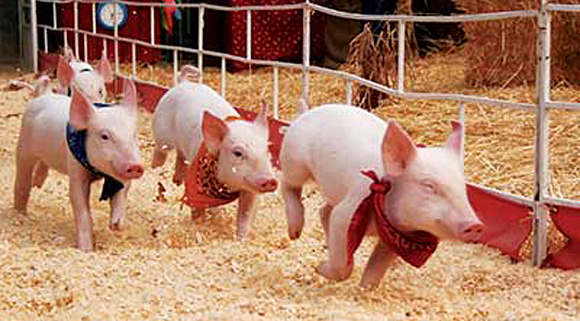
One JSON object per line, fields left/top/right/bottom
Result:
{"left": 226, "top": 0, "right": 327, "bottom": 72}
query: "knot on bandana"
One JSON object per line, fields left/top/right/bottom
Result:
{"left": 347, "top": 170, "right": 439, "bottom": 268}
{"left": 181, "top": 143, "right": 240, "bottom": 209}
{"left": 66, "top": 103, "right": 124, "bottom": 201}
{"left": 369, "top": 180, "right": 389, "bottom": 194}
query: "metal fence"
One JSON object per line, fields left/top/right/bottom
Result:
{"left": 25, "top": 0, "right": 580, "bottom": 266}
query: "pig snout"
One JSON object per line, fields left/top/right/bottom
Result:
{"left": 457, "top": 220, "right": 484, "bottom": 242}
{"left": 253, "top": 176, "right": 279, "bottom": 193}
{"left": 121, "top": 163, "right": 144, "bottom": 179}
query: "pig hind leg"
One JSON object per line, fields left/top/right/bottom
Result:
{"left": 281, "top": 162, "right": 311, "bottom": 240}
{"left": 14, "top": 153, "right": 38, "bottom": 212}
{"left": 32, "top": 162, "right": 49, "bottom": 188}
{"left": 172, "top": 150, "right": 188, "bottom": 186}
{"left": 319, "top": 203, "right": 333, "bottom": 244}
{"left": 316, "top": 198, "right": 357, "bottom": 281}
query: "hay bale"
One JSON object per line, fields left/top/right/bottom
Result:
{"left": 345, "top": 24, "right": 399, "bottom": 110}
{"left": 459, "top": 0, "right": 580, "bottom": 87}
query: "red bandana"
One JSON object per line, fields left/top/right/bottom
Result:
{"left": 347, "top": 171, "right": 440, "bottom": 268}
{"left": 224, "top": 115, "right": 244, "bottom": 123}
{"left": 181, "top": 143, "right": 240, "bottom": 209}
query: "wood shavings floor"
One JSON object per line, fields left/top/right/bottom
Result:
{"left": 0, "top": 54, "right": 579, "bottom": 320}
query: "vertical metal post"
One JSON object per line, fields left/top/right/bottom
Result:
{"left": 74, "top": 0, "right": 79, "bottom": 56}
{"left": 173, "top": 50, "right": 179, "bottom": 85}
{"left": 18, "top": 0, "right": 24, "bottom": 60}
{"left": 198, "top": 6, "right": 205, "bottom": 83}
{"left": 114, "top": 0, "right": 119, "bottom": 75}
{"left": 64, "top": 31, "right": 68, "bottom": 50}
{"left": 83, "top": 33, "right": 88, "bottom": 62}
{"left": 273, "top": 66, "right": 279, "bottom": 119}
{"left": 302, "top": 0, "right": 311, "bottom": 104}
{"left": 150, "top": 6, "right": 155, "bottom": 45}
{"left": 132, "top": 43, "right": 137, "bottom": 78}
{"left": 459, "top": 102, "right": 465, "bottom": 171}
{"left": 43, "top": 28, "right": 48, "bottom": 53}
{"left": 346, "top": 78, "right": 352, "bottom": 105}
{"left": 532, "top": 0, "right": 551, "bottom": 266}
{"left": 31, "top": 0, "right": 38, "bottom": 72}
{"left": 103, "top": 38, "right": 107, "bottom": 57}
{"left": 397, "top": 20, "right": 406, "bottom": 92}
{"left": 221, "top": 57, "right": 227, "bottom": 98}
{"left": 92, "top": 2, "right": 97, "bottom": 33}
{"left": 246, "top": 10, "right": 252, "bottom": 60}
{"left": 53, "top": 1, "right": 57, "bottom": 29}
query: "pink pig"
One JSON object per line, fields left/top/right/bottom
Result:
{"left": 13, "top": 80, "right": 143, "bottom": 252}
{"left": 56, "top": 48, "right": 114, "bottom": 103}
{"left": 280, "top": 104, "right": 483, "bottom": 287}
{"left": 151, "top": 65, "right": 278, "bottom": 239}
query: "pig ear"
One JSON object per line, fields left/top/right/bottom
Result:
{"left": 69, "top": 86, "right": 95, "bottom": 130}
{"left": 178, "top": 65, "right": 200, "bottom": 83}
{"left": 202, "top": 111, "right": 229, "bottom": 152}
{"left": 33, "top": 75, "right": 51, "bottom": 97}
{"left": 382, "top": 121, "right": 417, "bottom": 177}
{"left": 57, "top": 56, "right": 74, "bottom": 90}
{"left": 121, "top": 79, "right": 138, "bottom": 115}
{"left": 96, "top": 51, "right": 114, "bottom": 84}
{"left": 253, "top": 102, "right": 269, "bottom": 136}
{"left": 64, "top": 46, "right": 77, "bottom": 61}
{"left": 445, "top": 121, "right": 463, "bottom": 156}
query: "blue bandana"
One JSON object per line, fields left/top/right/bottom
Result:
{"left": 66, "top": 102, "right": 124, "bottom": 201}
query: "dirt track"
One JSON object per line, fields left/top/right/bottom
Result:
{"left": 0, "top": 59, "right": 579, "bottom": 320}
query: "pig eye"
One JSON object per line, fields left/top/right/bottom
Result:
{"left": 421, "top": 180, "right": 438, "bottom": 194}
{"left": 233, "top": 150, "right": 244, "bottom": 158}
{"left": 100, "top": 133, "right": 110, "bottom": 141}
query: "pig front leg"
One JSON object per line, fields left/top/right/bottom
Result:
{"left": 172, "top": 150, "right": 188, "bottom": 186}
{"left": 69, "top": 162, "right": 94, "bottom": 252}
{"left": 316, "top": 193, "right": 362, "bottom": 281}
{"left": 236, "top": 191, "right": 256, "bottom": 240}
{"left": 281, "top": 182, "right": 305, "bottom": 240}
{"left": 359, "top": 241, "right": 396, "bottom": 288}
{"left": 151, "top": 144, "right": 169, "bottom": 169}
{"left": 109, "top": 182, "right": 130, "bottom": 231}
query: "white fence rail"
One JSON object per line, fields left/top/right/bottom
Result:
{"left": 28, "top": 0, "right": 580, "bottom": 265}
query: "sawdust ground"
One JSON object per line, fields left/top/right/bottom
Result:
{"left": 0, "top": 52, "right": 579, "bottom": 320}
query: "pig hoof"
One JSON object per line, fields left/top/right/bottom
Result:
{"left": 190, "top": 208, "right": 205, "bottom": 221}
{"left": 77, "top": 242, "right": 94, "bottom": 252}
{"left": 288, "top": 228, "right": 302, "bottom": 240}
{"left": 316, "top": 262, "right": 351, "bottom": 281}
{"left": 359, "top": 280, "right": 379, "bottom": 289}
{"left": 236, "top": 231, "right": 250, "bottom": 242}
{"left": 172, "top": 176, "right": 184, "bottom": 186}
{"left": 109, "top": 220, "right": 124, "bottom": 231}
{"left": 13, "top": 206, "right": 27, "bottom": 214}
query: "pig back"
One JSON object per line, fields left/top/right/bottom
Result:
{"left": 22, "top": 94, "right": 71, "bottom": 174}
{"left": 170, "top": 83, "right": 238, "bottom": 161}
{"left": 285, "top": 105, "right": 387, "bottom": 205}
